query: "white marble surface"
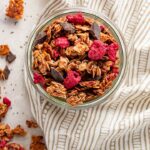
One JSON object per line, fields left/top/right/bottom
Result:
{"left": 0, "top": 0, "right": 49, "bottom": 149}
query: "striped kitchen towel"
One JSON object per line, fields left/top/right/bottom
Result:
{"left": 24, "top": 0, "right": 150, "bottom": 149}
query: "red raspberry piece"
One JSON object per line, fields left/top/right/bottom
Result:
{"left": 64, "top": 71, "right": 81, "bottom": 89}
{"left": 88, "top": 40, "right": 107, "bottom": 60}
{"left": 66, "top": 13, "right": 85, "bottom": 24}
{"left": 99, "top": 25, "right": 105, "bottom": 31}
{"left": 112, "top": 67, "right": 119, "bottom": 74}
{"left": 33, "top": 73, "right": 45, "bottom": 85}
{"left": 3, "top": 97, "right": 11, "bottom": 107}
{"left": 107, "top": 42, "right": 119, "bottom": 61}
{"left": 53, "top": 50, "right": 59, "bottom": 60}
{"left": 0, "top": 140, "right": 6, "bottom": 148}
{"left": 55, "top": 37, "right": 70, "bottom": 48}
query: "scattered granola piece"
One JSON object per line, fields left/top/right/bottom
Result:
{"left": 0, "top": 103, "right": 9, "bottom": 120}
{"left": 0, "top": 123, "right": 13, "bottom": 142}
{"left": 26, "top": 120, "right": 38, "bottom": 128}
{"left": 13, "top": 125, "right": 27, "bottom": 136}
{"left": 6, "top": 143, "right": 25, "bottom": 150}
{"left": 30, "top": 136, "right": 47, "bottom": 150}
{"left": 6, "top": 52, "right": 16, "bottom": 63}
{"left": 6, "top": 0, "right": 24, "bottom": 20}
{"left": 0, "top": 45, "right": 10, "bottom": 56}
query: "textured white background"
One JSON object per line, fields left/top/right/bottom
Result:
{"left": 0, "top": 0, "right": 48, "bottom": 149}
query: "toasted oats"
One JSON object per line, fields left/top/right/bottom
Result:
{"left": 87, "top": 61, "right": 101, "bottom": 78}
{"left": 67, "top": 92, "right": 86, "bottom": 106}
{"left": 58, "top": 57, "right": 69, "bottom": 70}
{"left": 80, "top": 81, "right": 100, "bottom": 89}
{"left": 6, "top": 0, "right": 24, "bottom": 20}
{"left": 100, "top": 32, "right": 116, "bottom": 43}
{"left": 46, "top": 81, "right": 67, "bottom": 99}
{"left": 0, "top": 45, "right": 10, "bottom": 56}
{"left": 75, "top": 25, "right": 90, "bottom": 31}
{"left": 66, "top": 42, "right": 89, "bottom": 57}
{"left": 33, "top": 50, "right": 51, "bottom": 74}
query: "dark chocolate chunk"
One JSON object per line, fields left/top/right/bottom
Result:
{"left": 3, "top": 66, "right": 10, "bottom": 80}
{"left": 50, "top": 67, "right": 64, "bottom": 82}
{"left": 90, "top": 22, "right": 101, "bottom": 39}
{"left": 35, "top": 32, "right": 47, "bottom": 45}
{"left": 6, "top": 51, "right": 16, "bottom": 63}
{"left": 60, "top": 22, "right": 75, "bottom": 33}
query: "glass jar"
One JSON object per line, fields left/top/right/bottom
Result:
{"left": 25, "top": 7, "right": 127, "bottom": 109}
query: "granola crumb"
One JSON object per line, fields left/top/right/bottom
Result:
{"left": 13, "top": 125, "right": 27, "bottom": 136}
{"left": 0, "top": 45, "right": 10, "bottom": 56}
{"left": 30, "top": 136, "right": 47, "bottom": 150}
{"left": 6, "top": 0, "right": 24, "bottom": 20}
{"left": 26, "top": 120, "right": 38, "bottom": 128}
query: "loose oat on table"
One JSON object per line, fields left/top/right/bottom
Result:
{"left": 6, "top": 0, "right": 24, "bottom": 20}
{"left": 32, "top": 13, "right": 120, "bottom": 106}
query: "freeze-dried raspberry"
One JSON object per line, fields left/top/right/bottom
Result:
{"left": 33, "top": 73, "right": 45, "bottom": 85}
{"left": 66, "top": 13, "right": 85, "bottom": 25}
{"left": 88, "top": 40, "right": 107, "bottom": 60}
{"left": 3, "top": 97, "right": 11, "bottom": 107}
{"left": 0, "top": 140, "right": 6, "bottom": 148}
{"left": 107, "top": 42, "right": 119, "bottom": 61}
{"left": 99, "top": 25, "right": 105, "bottom": 31}
{"left": 112, "top": 67, "right": 119, "bottom": 74}
{"left": 53, "top": 50, "right": 59, "bottom": 60}
{"left": 64, "top": 71, "right": 81, "bottom": 89}
{"left": 55, "top": 37, "right": 70, "bottom": 48}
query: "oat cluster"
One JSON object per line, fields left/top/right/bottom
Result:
{"left": 32, "top": 13, "right": 120, "bottom": 106}
{"left": 6, "top": 0, "right": 24, "bottom": 20}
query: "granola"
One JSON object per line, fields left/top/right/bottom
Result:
{"left": 0, "top": 45, "right": 10, "bottom": 56}
{"left": 30, "top": 136, "right": 47, "bottom": 150}
{"left": 32, "top": 13, "right": 120, "bottom": 106}
{"left": 26, "top": 120, "right": 38, "bottom": 128}
{"left": 13, "top": 125, "right": 27, "bottom": 136}
{"left": 6, "top": 0, "right": 24, "bottom": 20}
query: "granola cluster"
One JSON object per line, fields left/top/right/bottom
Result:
{"left": 32, "top": 13, "right": 120, "bottom": 106}
{"left": 30, "top": 136, "right": 47, "bottom": 150}
{"left": 6, "top": 0, "right": 24, "bottom": 20}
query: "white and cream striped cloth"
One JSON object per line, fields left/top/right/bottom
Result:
{"left": 24, "top": 0, "right": 150, "bottom": 149}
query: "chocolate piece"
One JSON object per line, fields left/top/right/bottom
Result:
{"left": 6, "top": 52, "right": 16, "bottom": 63}
{"left": 90, "top": 22, "right": 101, "bottom": 39}
{"left": 3, "top": 66, "right": 10, "bottom": 80}
{"left": 60, "top": 22, "right": 75, "bottom": 33}
{"left": 50, "top": 67, "right": 64, "bottom": 82}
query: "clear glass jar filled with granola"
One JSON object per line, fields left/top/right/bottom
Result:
{"left": 25, "top": 8, "right": 127, "bottom": 109}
